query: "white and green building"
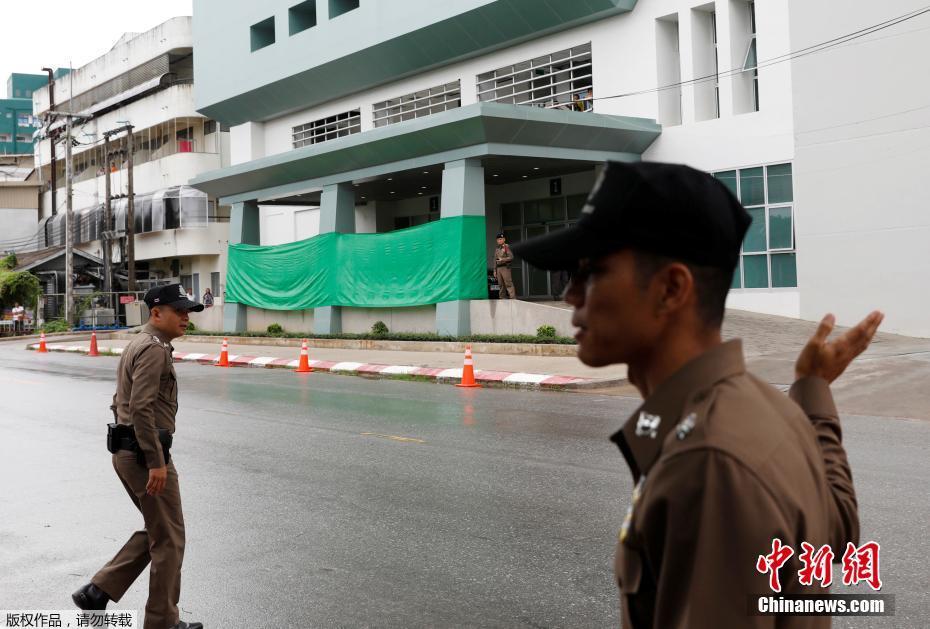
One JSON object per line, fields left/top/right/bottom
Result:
{"left": 190, "top": 0, "right": 930, "bottom": 337}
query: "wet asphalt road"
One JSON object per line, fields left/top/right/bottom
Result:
{"left": 1, "top": 343, "right": 928, "bottom": 628}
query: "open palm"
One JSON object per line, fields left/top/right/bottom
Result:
{"left": 795, "top": 311, "right": 884, "bottom": 383}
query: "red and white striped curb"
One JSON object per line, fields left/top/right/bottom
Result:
{"left": 28, "top": 343, "right": 600, "bottom": 389}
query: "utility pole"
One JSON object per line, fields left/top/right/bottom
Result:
{"left": 41, "top": 67, "right": 57, "bottom": 215}
{"left": 102, "top": 133, "right": 112, "bottom": 303}
{"left": 126, "top": 126, "right": 136, "bottom": 291}
{"left": 103, "top": 124, "right": 136, "bottom": 294}
{"left": 64, "top": 114, "right": 73, "bottom": 324}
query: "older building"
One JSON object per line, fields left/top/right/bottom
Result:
{"left": 31, "top": 17, "right": 231, "bottom": 320}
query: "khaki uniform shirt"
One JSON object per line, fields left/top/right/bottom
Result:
{"left": 613, "top": 340, "right": 857, "bottom": 628}
{"left": 111, "top": 323, "right": 178, "bottom": 469}
{"left": 495, "top": 244, "right": 513, "bottom": 268}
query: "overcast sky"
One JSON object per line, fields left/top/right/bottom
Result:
{"left": 1, "top": 0, "right": 193, "bottom": 97}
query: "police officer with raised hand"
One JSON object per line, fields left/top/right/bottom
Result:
{"left": 72, "top": 283, "right": 204, "bottom": 629}
{"left": 513, "top": 161, "right": 883, "bottom": 628}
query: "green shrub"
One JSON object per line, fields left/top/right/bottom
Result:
{"left": 536, "top": 325, "right": 557, "bottom": 339}
{"left": 371, "top": 320, "right": 389, "bottom": 336}
{"left": 180, "top": 330, "right": 576, "bottom": 344}
{"left": 42, "top": 319, "right": 71, "bottom": 333}
{"left": 185, "top": 321, "right": 196, "bottom": 333}
{"left": 267, "top": 323, "right": 284, "bottom": 336}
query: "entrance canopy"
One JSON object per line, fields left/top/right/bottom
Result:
{"left": 190, "top": 102, "right": 660, "bottom": 204}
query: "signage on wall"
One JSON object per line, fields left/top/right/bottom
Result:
{"left": 119, "top": 295, "right": 136, "bottom": 304}
{"left": 429, "top": 196, "right": 440, "bottom": 212}
{"left": 549, "top": 177, "right": 562, "bottom": 196}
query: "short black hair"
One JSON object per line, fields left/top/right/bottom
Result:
{"left": 633, "top": 250, "right": 732, "bottom": 329}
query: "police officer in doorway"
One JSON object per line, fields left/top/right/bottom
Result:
{"left": 494, "top": 232, "right": 516, "bottom": 299}
{"left": 513, "top": 162, "right": 883, "bottom": 628}
{"left": 72, "top": 283, "right": 204, "bottom": 629}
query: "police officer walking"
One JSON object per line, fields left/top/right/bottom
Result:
{"left": 513, "top": 162, "right": 883, "bottom": 628}
{"left": 72, "top": 284, "right": 204, "bottom": 629}
{"left": 494, "top": 232, "right": 516, "bottom": 299}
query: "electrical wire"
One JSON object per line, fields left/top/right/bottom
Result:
{"left": 592, "top": 5, "right": 930, "bottom": 103}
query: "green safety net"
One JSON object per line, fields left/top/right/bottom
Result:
{"left": 225, "top": 215, "right": 488, "bottom": 310}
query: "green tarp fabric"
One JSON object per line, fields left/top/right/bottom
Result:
{"left": 225, "top": 215, "right": 488, "bottom": 310}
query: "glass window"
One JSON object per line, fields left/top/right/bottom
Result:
{"left": 524, "top": 201, "right": 540, "bottom": 224}
{"left": 179, "top": 187, "right": 208, "bottom": 227}
{"left": 731, "top": 260, "right": 742, "bottom": 289}
{"left": 715, "top": 171, "right": 738, "bottom": 197}
{"left": 767, "top": 163, "right": 793, "bottom": 203}
{"left": 739, "top": 167, "right": 765, "bottom": 206}
{"left": 477, "top": 43, "right": 592, "bottom": 110}
{"left": 768, "top": 206, "right": 792, "bottom": 249}
{"left": 164, "top": 189, "right": 180, "bottom": 230}
{"left": 539, "top": 198, "right": 565, "bottom": 222}
{"left": 743, "top": 207, "right": 766, "bottom": 252}
{"left": 567, "top": 194, "right": 587, "bottom": 219}
{"left": 501, "top": 203, "right": 521, "bottom": 226}
{"left": 771, "top": 253, "right": 797, "bottom": 287}
{"left": 743, "top": 255, "right": 768, "bottom": 288}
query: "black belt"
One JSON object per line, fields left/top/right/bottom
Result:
{"left": 108, "top": 423, "right": 173, "bottom": 464}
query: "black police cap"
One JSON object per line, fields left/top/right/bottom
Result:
{"left": 143, "top": 283, "right": 204, "bottom": 312}
{"left": 496, "top": 232, "right": 506, "bottom": 239}
{"left": 511, "top": 161, "right": 751, "bottom": 271}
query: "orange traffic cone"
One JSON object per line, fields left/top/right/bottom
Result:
{"left": 455, "top": 344, "right": 481, "bottom": 388}
{"left": 88, "top": 329, "right": 100, "bottom": 357}
{"left": 37, "top": 331, "right": 48, "bottom": 353}
{"left": 216, "top": 337, "right": 230, "bottom": 367}
{"left": 295, "top": 339, "right": 313, "bottom": 373}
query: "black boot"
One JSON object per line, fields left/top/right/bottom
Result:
{"left": 71, "top": 582, "right": 110, "bottom": 610}
{"left": 170, "top": 623, "right": 203, "bottom": 629}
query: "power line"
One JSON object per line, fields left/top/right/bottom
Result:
{"left": 593, "top": 5, "right": 930, "bottom": 103}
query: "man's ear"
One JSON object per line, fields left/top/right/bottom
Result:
{"left": 655, "top": 263, "right": 694, "bottom": 316}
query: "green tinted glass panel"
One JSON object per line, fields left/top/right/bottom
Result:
{"left": 567, "top": 194, "right": 587, "bottom": 219}
{"left": 743, "top": 207, "right": 766, "bottom": 252}
{"left": 743, "top": 38, "right": 757, "bottom": 70}
{"left": 731, "top": 259, "right": 742, "bottom": 289}
{"left": 524, "top": 201, "right": 540, "bottom": 224}
{"left": 771, "top": 253, "right": 797, "bottom": 287}
{"left": 743, "top": 255, "right": 768, "bottom": 288}
{"left": 767, "top": 163, "right": 793, "bottom": 203}
{"left": 715, "top": 171, "right": 738, "bottom": 197}
{"left": 740, "top": 167, "right": 765, "bottom": 206}
{"left": 769, "top": 206, "right": 792, "bottom": 249}
{"left": 537, "top": 198, "right": 564, "bottom": 222}
{"left": 501, "top": 203, "right": 521, "bottom": 226}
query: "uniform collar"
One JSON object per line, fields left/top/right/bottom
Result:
{"left": 611, "top": 340, "right": 746, "bottom": 481}
{"left": 142, "top": 323, "right": 175, "bottom": 349}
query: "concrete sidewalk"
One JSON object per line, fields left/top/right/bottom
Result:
{"left": 31, "top": 337, "right": 627, "bottom": 389}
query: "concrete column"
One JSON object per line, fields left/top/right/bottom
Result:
{"left": 223, "top": 200, "right": 260, "bottom": 332}
{"left": 314, "top": 182, "right": 356, "bottom": 335}
{"left": 436, "top": 158, "right": 485, "bottom": 336}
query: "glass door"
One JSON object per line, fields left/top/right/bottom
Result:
{"left": 524, "top": 224, "right": 550, "bottom": 297}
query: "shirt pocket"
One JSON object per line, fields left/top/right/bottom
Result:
{"left": 159, "top": 369, "right": 178, "bottom": 404}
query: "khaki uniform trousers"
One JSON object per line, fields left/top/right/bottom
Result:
{"left": 92, "top": 451, "right": 185, "bottom": 629}
{"left": 495, "top": 266, "right": 516, "bottom": 299}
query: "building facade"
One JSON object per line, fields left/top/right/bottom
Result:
{"left": 31, "top": 17, "right": 231, "bottom": 319}
{"left": 188, "top": 0, "right": 929, "bottom": 337}
{"left": 1, "top": 74, "right": 44, "bottom": 156}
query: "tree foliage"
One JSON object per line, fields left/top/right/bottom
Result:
{"left": 0, "top": 254, "right": 40, "bottom": 309}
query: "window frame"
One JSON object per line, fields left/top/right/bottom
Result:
{"left": 292, "top": 109, "right": 361, "bottom": 148}
{"left": 716, "top": 162, "right": 796, "bottom": 290}
{"left": 476, "top": 43, "right": 593, "bottom": 110}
